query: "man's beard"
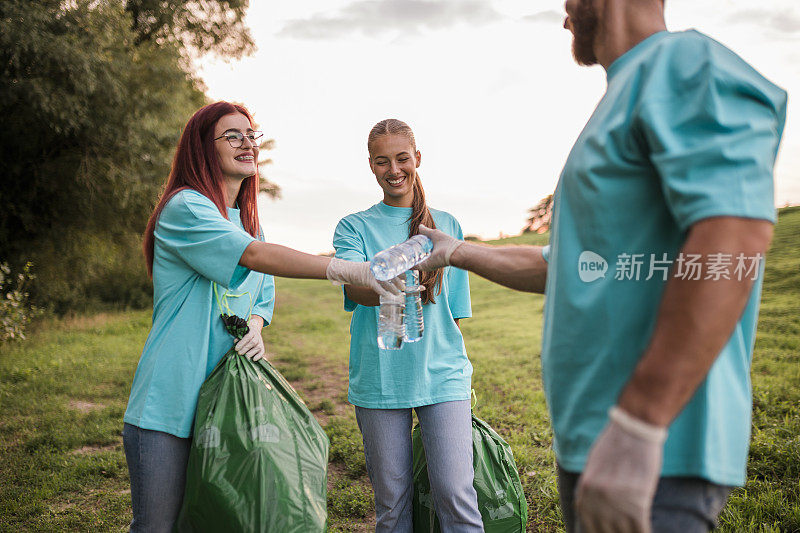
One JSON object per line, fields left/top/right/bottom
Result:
{"left": 571, "top": 0, "right": 599, "bottom": 66}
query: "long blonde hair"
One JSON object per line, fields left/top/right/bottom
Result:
{"left": 368, "top": 119, "right": 443, "bottom": 304}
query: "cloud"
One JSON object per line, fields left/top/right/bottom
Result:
{"left": 522, "top": 10, "right": 564, "bottom": 25}
{"left": 278, "top": 0, "right": 504, "bottom": 40}
{"left": 484, "top": 68, "right": 527, "bottom": 96}
{"left": 726, "top": 8, "right": 800, "bottom": 34}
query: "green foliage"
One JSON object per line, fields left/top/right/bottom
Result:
{"left": 26, "top": 230, "right": 154, "bottom": 313}
{"left": 327, "top": 478, "right": 373, "bottom": 520}
{"left": 315, "top": 399, "right": 336, "bottom": 415}
{"left": 523, "top": 194, "right": 554, "bottom": 234}
{"left": 485, "top": 231, "right": 550, "bottom": 247}
{"left": 0, "top": 0, "right": 204, "bottom": 243}
{"left": 0, "top": 0, "right": 257, "bottom": 311}
{"left": 125, "top": 0, "right": 255, "bottom": 58}
{"left": 0, "top": 262, "right": 41, "bottom": 342}
{"left": 717, "top": 206, "right": 800, "bottom": 532}
{"left": 326, "top": 416, "right": 367, "bottom": 479}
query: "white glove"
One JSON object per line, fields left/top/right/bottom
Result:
{"left": 326, "top": 258, "right": 403, "bottom": 297}
{"left": 575, "top": 406, "right": 667, "bottom": 533}
{"left": 416, "top": 224, "right": 463, "bottom": 271}
{"left": 235, "top": 316, "right": 267, "bottom": 361}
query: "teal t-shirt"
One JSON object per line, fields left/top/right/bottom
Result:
{"left": 124, "top": 189, "right": 275, "bottom": 438}
{"left": 333, "top": 202, "right": 472, "bottom": 408}
{"left": 542, "top": 30, "right": 787, "bottom": 486}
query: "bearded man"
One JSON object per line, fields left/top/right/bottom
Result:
{"left": 415, "top": 0, "right": 787, "bottom": 531}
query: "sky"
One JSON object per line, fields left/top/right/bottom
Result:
{"left": 199, "top": 0, "right": 800, "bottom": 254}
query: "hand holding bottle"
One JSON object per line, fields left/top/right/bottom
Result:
{"left": 416, "top": 224, "right": 463, "bottom": 271}
{"left": 370, "top": 235, "right": 439, "bottom": 349}
{"left": 370, "top": 235, "right": 433, "bottom": 280}
{"left": 326, "top": 258, "right": 404, "bottom": 296}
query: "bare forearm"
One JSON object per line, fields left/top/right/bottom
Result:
{"left": 618, "top": 217, "right": 773, "bottom": 426}
{"left": 239, "top": 241, "right": 331, "bottom": 279}
{"left": 344, "top": 285, "right": 380, "bottom": 306}
{"left": 450, "top": 242, "right": 548, "bottom": 293}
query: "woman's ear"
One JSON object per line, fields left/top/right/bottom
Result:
{"left": 415, "top": 150, "right": 421, "bottom": 168}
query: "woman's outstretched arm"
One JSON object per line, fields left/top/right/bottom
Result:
{"left": 239, "top": 241, "right": 403, "bottom": 295}
{"left": 239, "top": 241, "right": 330, "bottom": 278}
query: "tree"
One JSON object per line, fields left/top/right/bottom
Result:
{"left": 0, "top": 0, "right": 260, "bottom": 311}
{"left": 257, "top": 138, "right": 281, "bottom": 199}
{"left": 0, "top": 0, "right": 204, "bottom": 247}
{"left": 523, "top": 194, "right": 554, "bottom": 234}
{"left": 125, "top": 0, "right": 254, "bottom": 59}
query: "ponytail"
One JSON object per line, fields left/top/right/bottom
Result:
{"left": 408, "top": 174, "right": 443, "bottom": 304}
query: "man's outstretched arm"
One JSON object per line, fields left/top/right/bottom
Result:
{"left": 451, "top": 242, "right": 548, "bottom": 294}
{"left": 417, "top": 225, "right": 548, "bottom": 294}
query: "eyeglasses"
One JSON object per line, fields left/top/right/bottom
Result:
{"left": 213, "top": 130, "right": 264, "bottom": 149}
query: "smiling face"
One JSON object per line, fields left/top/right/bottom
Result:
{"left": 368, "top": 134, "right": 420, "bottom": 208}
{"left": 564, "top": 0, "right": 600, "bottom": 66}
{"left": 213, "top": 113, "right": 258, "bottom": 180}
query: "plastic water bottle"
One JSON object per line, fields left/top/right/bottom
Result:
{"left": 377, "top": 292, "right": 405, "bottom": 350}
{"left": 370, "top": 235, "right": 433, "bottom": 281}
{"left": 404, "top": 270, "right": 424, "bottom": 343}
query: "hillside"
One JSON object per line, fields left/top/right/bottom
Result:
{"left": 0, "top": 208, "right": 797, "bottom": 531}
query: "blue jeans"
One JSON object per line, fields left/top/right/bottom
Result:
{"left": 355, "top": 400, "right": 483, "bottom": 533}
{"left": 557, "top": 464, "right": 733, "bottom": 532}
{"left": 122, "top": 423, "right": 192, "bottom": 533}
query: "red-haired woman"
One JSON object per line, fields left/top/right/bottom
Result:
{"left": 122, "top": 102, "right": 397, "bottom": 532}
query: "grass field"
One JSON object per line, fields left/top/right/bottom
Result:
{"left": 1, "top": 207, "right": 798, "bottom": 532}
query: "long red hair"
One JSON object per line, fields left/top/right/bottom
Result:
{"left": 143, "top": 101, "right": 261, "bottom": 277}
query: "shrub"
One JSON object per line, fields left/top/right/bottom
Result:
{"left": 326, "top": 417, "right": 367, "bottom": 478}
{"left": 327, "top": 478, "right": 372, "bottom": 519}
{"left": 26, "top": 230, "right": 153, "bottom": 313}
{"left": 0, "top": 262, "right": 41, "bottom": 342}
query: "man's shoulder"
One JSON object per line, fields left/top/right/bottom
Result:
{"left": 653, "top": 30, "right": 767, "bottom": 84}
{"left": 642, "top": 30, "right": 784, "bottom": 106}
{"left": 658, "top": 29, "right": 715, "bottom": 54}
{"left": 646, "top": 31, "right": 727, "bottom": 79}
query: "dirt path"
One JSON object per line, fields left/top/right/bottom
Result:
{"left": 283, "top": 352, "right": 377, "bottom": 532}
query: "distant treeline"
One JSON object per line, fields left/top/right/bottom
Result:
{"left": 0, "top": 0, "right": 254, "bottom": 312}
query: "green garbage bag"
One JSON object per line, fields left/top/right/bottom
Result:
{"left": 412, "top": 413, "right": 527, "bottom": 532}
{"left": 176, "top": 339, "right": 329, "bottom": 532}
